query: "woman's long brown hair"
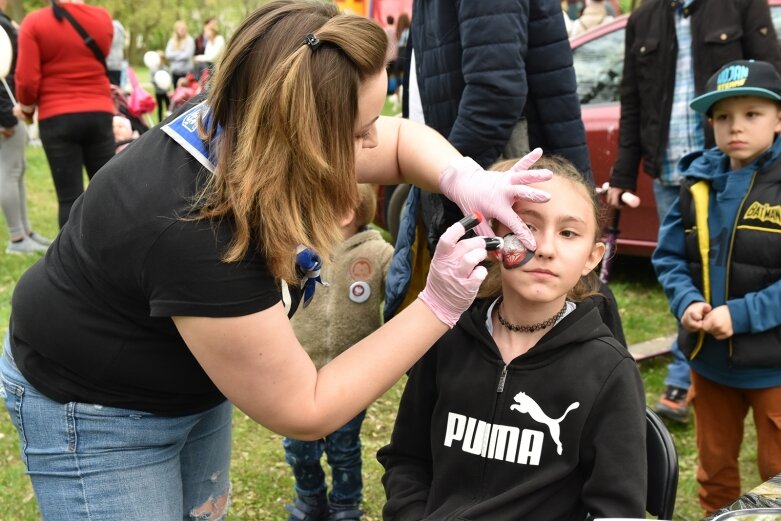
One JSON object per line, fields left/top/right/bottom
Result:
{"left": 197, "top": 1, "right": 387, "bottom": 284}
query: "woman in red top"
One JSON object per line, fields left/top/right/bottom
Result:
{"left": 14, "top": 0, "right": 115, "bottom": 228}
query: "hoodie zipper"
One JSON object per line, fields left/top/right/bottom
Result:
{"left": 496, "top": 364, "right": 508, "bottom": 393}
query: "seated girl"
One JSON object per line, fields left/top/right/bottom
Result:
{"left": 378, "top": 155, "right": 647, "bottom": 520}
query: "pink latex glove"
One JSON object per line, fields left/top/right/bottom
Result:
{"left": 418, "top": 220, "right": 488, "bottom": 328}
{"left": 439, "top": 148, "right": 552, "bottom": 250}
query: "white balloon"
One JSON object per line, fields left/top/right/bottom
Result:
{"left": 0, "top": 25, "right": 12, "bottom": 80}
{"left": 143, "top": 50, "right": 161, "bottom": 70}
{"left": 153, "top": 69, "right": 172, "bottom": 91}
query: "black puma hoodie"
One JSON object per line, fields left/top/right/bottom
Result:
{"left": 378, "top": 298, "right": 646, "bottom": 520}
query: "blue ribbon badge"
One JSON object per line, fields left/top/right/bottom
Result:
{"left": 296, "top": 246, "right": 328, "bottom": 307}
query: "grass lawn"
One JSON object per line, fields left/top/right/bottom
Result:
{"left": 0, "top": 144, "right": 762, "bottom": 521}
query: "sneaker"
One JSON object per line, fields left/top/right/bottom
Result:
{"left": 654, "top": 385, "right": 690, "bottom": 423}
{"left": 27, "top": 231, "right": 52, "bottom": 246}
{"left": 6, "top": 237, "right": 48, "bottom": 255}
{"left": 285, "top": 496, "right": 329, "bottom": 521}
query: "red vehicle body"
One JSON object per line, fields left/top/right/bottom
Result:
{"left": 570, "top": 0, "right": 781, "bottom": 255}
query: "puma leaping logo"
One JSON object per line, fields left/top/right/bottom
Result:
{"left": 510, "top": 391, "right": 579, "bottom": 455}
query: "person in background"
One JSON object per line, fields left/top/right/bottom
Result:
{"left": 14, "top": 0, "right": 115, "bottom": 229}
{"left": 112, "top": 115, "right": 136, "bottom": 154}
{"left": 193, "top": 17, "right": 224, "bottom": 80}
{"left": 149, "top": 50, "right": 170, "bottom": 123}
{"left": 283, "top": 184, "right": 394, "bottom": 521}
{"left": 569, "top": 0, "right": 614, "bottom": 37}
{"left": 0, "top": 0, "right": 50, "bottom": 254}
{"left": 383, "top": 15, "right": 398, "bottom": 100}
{"left": 0, "top": 1, "right": 552, "bottom": 518}
{"left": 393, "top": 13, "right": 410, "bottom": 108}
{"left": 608, "top": 0, "right": 781, "bottom": 423}
{"left": 379, "top": 155, "right": 646, "bottom": 520}
{"left": 106, "top": 18, "right": 126, "bottom": 87}
{"left": 653, "top": 59, "right": 781, "bottom": 514}
{"left": 165, "top": 20, "right": 195, "bottom": 88}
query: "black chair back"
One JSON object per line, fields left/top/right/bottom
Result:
{"left": 646, "top": 407, "right": 679, "bottom": 519}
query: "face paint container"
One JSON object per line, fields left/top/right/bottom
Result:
{"left": 499, "top": 233, "right": 535, "bottom": 269}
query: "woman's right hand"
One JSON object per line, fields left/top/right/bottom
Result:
{"left": 418, "top": 220, "right": 488, "bottom": 328}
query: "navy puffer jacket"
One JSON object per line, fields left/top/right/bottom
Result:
{"left": 411, "top": 0, "right": 590, "bottom": 174}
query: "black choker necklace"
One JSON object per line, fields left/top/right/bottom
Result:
{"left": 496, "top": 303, "right": 567, "bottom": 333}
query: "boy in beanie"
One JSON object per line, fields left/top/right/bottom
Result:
{"left": 653, "top": 59, "right": 781, "bottom": 514}
{"left": 283, "top": 184, "right": 394, "bottom": 521}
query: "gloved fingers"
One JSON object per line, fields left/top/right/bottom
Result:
{"left": 435, "top": 220, "right": 467, "bottom": 253}
{"left": 507, "top": 168, "right": 553, "bottom": 185}
{"left": 508, "top": 185, "right": 551, "bottom": 203}
{"left": 461, "top": 245, "right": 488, "bottom": 267}
{"left": 509, "top": 147, "right": 543, "bottom": 172}
{"left": 493, "top": 209, "right": 536, "bottom": 250}
{"left": 469, "top": 265, "right": 488, "bottom": 282}
{"left": 472, "top": 221, "right": 495, "bottom": 239}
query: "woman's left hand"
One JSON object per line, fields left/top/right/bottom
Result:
{"left": 438, "top": 148, "right": 552, "bottom": 250}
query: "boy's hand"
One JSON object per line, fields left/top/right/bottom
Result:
{"left": 681, "top": 302, "right": 712, "bottom": 332}
{"left": 702, "top": 305, "right": 734, "bottom": 340}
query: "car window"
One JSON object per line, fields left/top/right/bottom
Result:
{"left": 572, "top": 28, "right": 625, "bottom": 106}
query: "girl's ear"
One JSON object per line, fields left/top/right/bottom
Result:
{"left": 582, "top": 241, "right": 606, "bottom": 276}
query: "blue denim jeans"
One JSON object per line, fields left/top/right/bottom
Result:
{"left": 0, "top": 339, "right": 233, "bottom": 521}
{"left": 653, "top": 179, "right": 692, "bottom": 391}
{"left": 283, "top": 410, "right": 366, "bottom": 506}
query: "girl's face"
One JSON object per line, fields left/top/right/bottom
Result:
{"left": 495, "top": 175, "right": 605, "bottom": 305}
{"left": 353, "top": 69, "right": 387, "bottom": 156}
{"left": 710, "top": 96, "right": 781, "bottom": 170}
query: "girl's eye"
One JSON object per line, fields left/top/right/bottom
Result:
{"left": 560, "top": 229, "right": 579, "bottom": 239}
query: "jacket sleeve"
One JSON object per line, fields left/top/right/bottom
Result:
{"left": 727, "top": 279, "right": 781, "bottom": 335}
{"left": 651, "top": 192, "right": 705, "bottom": 319}
{"left": 610, "top": 13, "right": 643, "bottom": 191}
{"left": 579, "top": 356, "right": 647, "bottom": 518}
{"left": 447, "top": 0, "right": 529, "bottom": 168}
{"left": 14, "top": 15, "right": 41, "bottom": 108}
{"left": 524, "top": 0, "right": 592, "bottom": 181}
{"left": 377, "top": 347, "right": 439, "bottom": 520}
{"left": 742, "top": 0, "right": 781, "bottom": 72}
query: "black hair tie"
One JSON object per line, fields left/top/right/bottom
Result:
{"left": 304, "top": 34, "right": 322, "bottom": 50}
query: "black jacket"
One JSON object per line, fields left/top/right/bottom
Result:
{"left": 610, "top": 0, "right": 781, "bottom": 190}
{"left": 0, "top": 10, "right": 18, "bottom": 128}
{"left": 676, "top": 148, "right": 781, "bottom": 368}
{"left": 379, "top": 299, "right": 646, "bottom": 520}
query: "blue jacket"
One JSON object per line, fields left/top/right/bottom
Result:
{"left": 652, "top": 137, "right": 781, "bottom": 388}
{"left": 386, "top": 0, "right": 591, "bottom": 319}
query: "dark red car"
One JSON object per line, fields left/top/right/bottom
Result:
{"left": 571, "top": 0, "right": 781, "bottom": 255}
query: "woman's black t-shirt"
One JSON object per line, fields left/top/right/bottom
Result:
{"left": 10, "top": 126, "right": 295, "bottom": 415}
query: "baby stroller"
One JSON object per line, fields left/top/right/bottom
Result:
{"left": 169, "top": 68, "right": 210, "bottom": 113}
{"left": 111, "top": 67, "right": 155, "bottom": 135}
